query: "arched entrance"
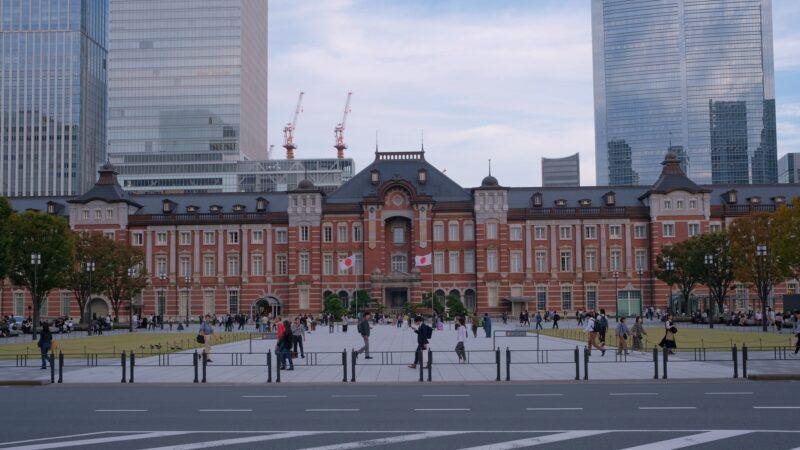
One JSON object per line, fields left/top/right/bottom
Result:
{"left": 464, "top": 289, "right": 476, "bottom": 312}
{"left": 254, "top": 296, "right": 282, "bottom": 318}
{"left": 87, "top": 297, "right": 109, "bottom": 320}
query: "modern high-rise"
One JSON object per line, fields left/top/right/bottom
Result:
{"left": 1, "top": 0, "right": 108, "bottom": 197}
{"left": 592, "top": 0, "right": 777, "bottom": 186}
{"left": 541, "top": 153, "right": 580, "bottom": 187}
{"left": 107, "top": 0, "right": 268, "bottom": 159}
{"left": 778, "top": 153, "right": 800, "bottom": 184}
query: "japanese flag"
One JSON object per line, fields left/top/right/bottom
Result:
{"left": 339, "top": 255, "right": 356, "bottom": 272}
{"left": 415, "top": 253, "right": 432, "bottom": 266}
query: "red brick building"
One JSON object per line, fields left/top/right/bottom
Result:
{"left": 3, "top": 150, "right": 799, "bottom": 321}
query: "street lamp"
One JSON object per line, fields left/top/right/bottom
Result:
{"left": 127, "top": 267, "right": 136, "bottom": 333}
{"left": 704, "top": 254, "right": 715, "bottom": 329}
{"left": 31, "top": 253, "right": 41, "bottom": 341}
{"left": 636, "top": 267, "right": 644, "bottom": 317}
{"left": 756, "top": 244, "right": 768, "bottom": 332}
{"left": 613, "top": 270, "right": 620, "bottom": 322}
{"left": 158, "top": 272, "right": 166, "bottom": 328}
{"left": 184, "top": 275, "right": 192, "bottom": 326}
{"left": 84, "top": 260, "right": 95, "bottom": 336}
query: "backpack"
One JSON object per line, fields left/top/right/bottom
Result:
{"left": 425, "top": 324, "right": 433, "bottom": 339}
{"left": 592, "top": 318, "right": 601, "bottom": 333}
{"left": 598, "top": 315, "right": 608, "bottom": 330}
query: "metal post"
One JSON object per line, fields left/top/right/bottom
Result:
{"left": 121, "top": 351, "right": 127, "bottom": 383}
{"left": 583, "top": 347, "right": 589, "bottom": 380}
{"left": 267, "top": 352, "right": 272, "bottom": 383}
{"left": 506, "top": 347, "right": 511, "bottom": 381}
{"left": 742, "top": 344, "right": 748, "bottom": 378}
{"left": 201, "top": 352, "right": 207, "bottom": 383}
{"left": 350, "top": 349, "right": 356, "bottom": 383}
{"left": 653, "top": 347, "right": 658, "bottom": 379}
{"left": 49, "top": 353, "right": 55, "bottom": 383}
{"left": 130, "top": 352, "right": 135, "bottom": 383}
{"left": 276, "top": 350, "right": 281, "bottom": 383}
{"left": 58, "top": 351, "right": 63, "bottom": 383}
{"left": 732, "top": 344, "right": 738, "bottom": 379}
{"left": 493, "top": 348, "right": 500, "bottom": 382}
{"left": 662, "top": 346, "right": 668, "bottom": 379}
{"left": 418, "top": 350, "right": 424, "bottom": 382}
{"left": 574, "top": 346, "right": 580, "bottom": 380}
{"left": 249, "top": 334, "right": 252, "bottom": 354}
{"left": 193, "top": 351, "right": 199, "bottom": 383}
{"left": 427, "top": 349, "right": 432, "bottom": 382}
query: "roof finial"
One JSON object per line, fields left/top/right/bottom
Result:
{"left": 421, "top": 129, "right": 425, "bottom": 152}
{"left": 375, "top": 130, "right": 379, "bottom": 153}
{"left": 488, "top": 158, "right": 492, "bottom": 176}
{"left": 669, "top": 130, "right": 673, "bottom": 147}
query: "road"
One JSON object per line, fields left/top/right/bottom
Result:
{"left": 0, "top": 380, "right": 798, "bottom": 449}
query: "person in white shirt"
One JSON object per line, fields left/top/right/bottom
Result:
{"left": 455, "top": 317, "right": 468, "bottom": 363}
{"left": 584, "top": 312, "right": 606, "bottom": 356}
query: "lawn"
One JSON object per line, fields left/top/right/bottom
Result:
{"left": 538, "top": 326, "right": 794, "bottom": 352}
{"left": 0, "top": 331, "right": 253, "bottom": 359}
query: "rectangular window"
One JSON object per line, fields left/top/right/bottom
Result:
{"left": 487, "top": 250, "right": 498, "bottom": 272}
{"left": 486, "top": 223, "right": 498, "bottom": 239}
{"left": 609, "top": 225, "right": 621, "bottom": 239}
{"left": 354, "top": 254, "right": 363, "bottom": 275}
{"left": 509, "top": 225, "right": 522, "bottom": 241}
{"left": 463, "top": 222, "right": 474, "bottom": 241}
{"left": 179, "top": 255, "right": 190, "bottom": 277}
{"left": 586, "top": 285, "right": 597, "bottom": 311}
{"left": 710, "top": 223, "right": 722, "bottom": 233}
{"left": 228, "top": 290, "right": 239, "bottom": 314}
{"left": 132, "top": 232, "right": 143, "bottom": 246}
{"left": 298, "top": 285, "right": 310, "bottom": 310}
{"left": 338, "top": 224, "right": 348, "bottom": 242}
{"left": 635, "top": 249, "right": 647, "bottom": 271}
{"left": 228, "top": 230, "right": 239, "bottom": 244}
{"left": 584, "top": 226, "right": 596, "bottom": 240}
{"left": 689, "top": 199, "right": 698, "bottom": 209}
{"left": 393, "top": 227, "right": 405, "bottom": 244}
{"left": 663, "top": 223, "right": 675, "bottom": 238}
{"left": 178, "top": 290, "right": 188, "bottom": 319}
{"left": 392, "top": 255, "right": 408, "bottom": 273}
{"left": 663, "top": 199, "right": 672, "bottom": 210}
{"left": 535, "top": 250, "right": 547, "bottom": 273}
{"left": 688, "top": 223, "right": 700, "bottom": 237}
{"left": 40, "top": 296, "right": 49, "bottom": 317}
{"left": 448, "top": 252, "right": 460, "bottom": 274}
{"left": 204, "top": 231, "right": 215, "bottom": 245}
{"left": 156, "top": 255, "right": 167, "bottom": 276}
{"left": 534, "top": 226, "right": 546, "bottom": 240}
{"left": 536, "top": 286, "right": 547, "bottom": 311}
{"left": 82, "top": 210, "right": 89, "bottom": 220}
{"left": 227, "top": 255, "right": 240, "bottom": 276}
{"left": 560, "top": 250, "right": 572, "bottom": 272}
{"left": 559, "top": 226, "right": 572, "bottom": 240}
{"left": 299, "top": 226, "right": 309, "bottom": 241}
{"left": 323, "top": 225, "right": 333, "bottom": 242}
{"left": 449, "top": 223, "right": 459, "bottom": 241}
{"left": 433, "top": 223, "right": 445, "bottom": 241}
{"left": 634, "top": 224, "right": 647, "bottom": 239}
{"left": 299, "top": 253, "right": 310, "bottom": 274}
{"left": 203, "top": 255, "right": 214, "bottom": 276}
{"left": 561, "top": 286, "right": 573, "bottom": 310}
{"left": 787, "top": 282, "right": 799, "bottom": 294}
{"left": 104, "top": 231, "right": 115, "bottom": 241}
{"left": 203, "top": 290, "right": 215, "bottom": 315}
{"left": 156, "top": 232, "right": 167, "bottom": 245}
{"left": 434, "top": 252, "right": 445, "bottom": 274}
{"left": 251, "top": 230, "right": 264, "bottom": 244}
{"left": 14, "top": 292, "right": 24, "bottom": 316}
{"left": 353, "top": 224, "right": 362, "bottom": 242}
{"left": 510, "top": 251, "right": 522, "bottom": 273}
{"left": 276, "top": 229, "right": 288, "bottom": 244}
{"left": 60, "top": 292, "right": 71, "bottom": 317}
{"left": 276, "top": 254, "right": 288, "bottom": 275}
{"left": 676, "top": 199, "right": 684, "bottom": 209}
{"left": 585, "top": 249, "right": 597, "bottom": 272}
{"left": 106, "top": 209, "right": 114, "bottom": 219}
{"left": 487, "top": 284, "right": 499, "bottom": 308}
{"left": 324, "top": 254, "right": 334, "bottom": 275}
{"left": 179, "top": 231, "right": 191, "bottom": 245}
{"left": 251, "top": 254, "right": 263, "bottom": 276}
{"left": 610, "top": 249, "right": 621, "bottom": 272}
{"left": 156, "top": 291, "right": 167, "bottom": 317}
{"left": 464, "top": 251, "right": 475, "bottom": 273}
{"left": 94, "top": 209, "right": 102, "bottom": 219}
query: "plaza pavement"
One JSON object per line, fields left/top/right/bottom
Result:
{"left": 2, "top": 318, "right": 796, "bottom": 384}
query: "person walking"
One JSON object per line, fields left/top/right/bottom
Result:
{"left": 535, "top": 311, "right": 543, "bottom": 330}
{"left": 630, "top": 316, "right": 647, "bottom": 353}
{"left": 659, "top": 313, "right": 677, "bottom": 355}
{"left": 615, "top": 317, "right": 630, "bottom": 356}
{"left": 455, "top": 317, "right": 467, "bottom": 363}
{"left": 37, "top": 322, "right": 53, "bottom": 369}
{"left": 409, "top": 316, "right": 432, "bottom": 369}
{"left": 483, "top": 313, "right": 492, "bottom": 338}
{"left": 792, "top": 310, "right": 800, "bottom": 355}
{"left": 278, "top": 319, "right": 294, "bottom": 370}
{"left": 584, "top": 312, "right": 606, "bottom": 356}
{"left": 597, "top": 309, "right": 609, "bottom": 345}
{"left": 355, "top": 312, "right": 373, "bottom": 359}
{"left": 291, "top": 317, "right": 305, "bottom": 358}
{"left": 552, "top": 311, "right": 560, "bottom": 329}
{"left": 199, "top": 314, "right": 214, "bottom": 363}
{"left": 471, "top": 314, "right": 479, "bottom": 338}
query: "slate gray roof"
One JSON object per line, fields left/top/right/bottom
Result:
{"left": 507, "top": 186, "right": 646, "bottom": 209}
{"left": 129, "top": 192, "right": 288, "bottom": 214}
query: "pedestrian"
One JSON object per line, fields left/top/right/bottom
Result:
{"left": 577, "top": 310, "right": 584, "bottom": 327}
{"left": 328, "top": 313, "right": 335, "bottom": 333}
{"left": 355, "top": 312, "right": 373, "bottom": 359}
{"left": 291, "top": 317, "right": 305, "bottom": 358}
{"left": 278, "top": 319, "right": 294, "bottom": 370}
{"left": 615, "top": 317, "right": 629, "bottom": 356}
{"left": 775, "top": 311, "right": 783, "bottom": 333}
{"left": 792, "top": 310, "right": 800, "bottom": 356}
{"left": 483, "top": 313, "right": 492, "bottom": 338}
{"left": 471, "top": 314, "right": 479, "bottom": 338}
{"left": 659, "top": 313, "right": 677, "bottom": 355}
{"left": 597, "top": 309, "right": 609, "bottom": 344}
{"left": 535, "top": 311, "right": 543, "bottom": 330}
{"left": 409, "top": 316, "right": 432, "bottom": 369}
{"left": 584, "top": 312, "right": 606, "bottom": 356}
{"left": 199, "top": 314, "right": 214, "bottom": 363}
{"left": 631, "top": 316, "right": 647, "bottom": 353}
{"left": 455, "top": 317, "right": 467, "bottom": 363}
{"left": 519, "top": 311, "right": 525, "bottom": 326}
{"left": 37, "top": 322, "right": 53, "bottom": 369}
{"left": 552, "top": 311, "right": 560, "bottom": 329}
{"left": 501, "top": 312, "right": 508, "bottom": 325}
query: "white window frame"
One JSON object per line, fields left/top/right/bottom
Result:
{"left": 276, "top": 229, "right": 289, "bottom": 244}
{"left": 609, "top": 225, "right": 622, "bottom": 239}
{"left": 227, "top": 254, "right": 240, "bottom": 276}
{"left": 535, "top": 250, "right": 547, "bottom": 273}
{"left": 663, "top": 199, "right": 672, "bottom": 210}
{"left": 584, "top": 226, "right": 596, "bottom": 240}
{"left": 559, "top": 226, "right": 572, "bottom": 240}
{"left": 299, "top": 252, "right": 310, "bottom": 274}
{"left": 509, "top": 225, "right": 522, "bottom": 241}
{"left": 299, "top": 226, "right": 310, "bottom": 242}
{"left": 203, "top": 231, "right": 215, "bottom": 245}
{"left": 203, "top": 254, "right": 214, "bottom": 276}
{"left": 448, "top": 251, "right": 460, "bottom": 274}
{"left": 179, "top": 255, "right": 191, "bottom": 277}
{"left": 352, "top": 224, "right": 362, "bottom": 242}
{"left": 688, "top": 222, "right": 700, "bottom": 237}
{"left": 560, "top": 249, "right": 572, "bottom": 272}
{"left": 276, "top": 254, "right": 288, "bottom": 275}
{"left": 156, "top": 232, "right": 168, "bottom": 246}
{"left": 534, "top": 226, "right": 547, "bottom": 240}
{"left": 585, "top": 248, "right": 597, "bottom": 272}
{"left": 433, "top": 223, "right": 445, "bottom": 241}
{"left": 689, "top": 198, "right": 698, "bottom": 210}
{"left": 434, "top": 252, "right": 445, "bottom": 274}
{"left": 251, "top": 230, "right": 264, "bottom": 244}
{"left": 634, "top": 224, "right": 647, "bottom": 239}
{"left": 610, "top": 249, "right": 622, "bottom": 272}
{"left": 228, "top": 230, "right": 239, "bottom": 245}
{"left": 251, "top": 254, "right": 263, "bottom": 276}
{"left": 635, "top": 249, "right": 647, "bottom": 271}
{"left": 663, "top": 223, "right": 675, "bottom": 238}
{"left": 464, "top": 251, "right": 475, "bottom": 273}
{"left": 510, "top": 251, "right": 523, "bottom": 273}
{"left": 132, "top": 232, "right": 143, "bottom": 246}
{"left": 486, "top": 222, "right": 498, "bottom": 239}
{"left": 449, "top": 222, "right": 459, "bottom": 241}
{"left": 179, "top": 231, "right": 191, "bottom": 245}
{"left": 323, "top": 225, "right": 333, "bottom": 243}
{"left": 487, "top": 249, "right": 498, "bottom": 272}
{"left": 338, "top": 224, "right": 348, "bottom": 243}
{"left": 463, "top": 222, "right": 475, "bottom": 241}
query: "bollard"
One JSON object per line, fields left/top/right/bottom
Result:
{"left": 427, "top": 349, "right": 432, "bottom": 382}
{"left": 130, "top": 352, "right": 135, "bottom": 383}
{"left": 201, "top": 352, "right": 207, "bottom": 383}
{"left": 653, "top": 347, "right": 659, "bottom": 379}
{"left": 495, "top": 349, "right": 501, "bottom": 382}
{"left": 574, "top": 347, "right": 580, "bottom": 380}
{"left": 506, "top": 347, "right": 511, "bottom": 381}
{"left": 662, "top": 346, "right": 668, "bottom": 380}
{"left": 267, "top": 352, "right": 272, "bottom": 383}
{"left": 121, "top": 351, "right": 127, "bottom": 383}
{"left": 49, "top": 353, "right": 55, "bottom": 383}
{"left": 350, "top": 349, "right": 355, "bottom": 383}
{"left": 742, "top": 344, "right": 748, "bottom": 378}
{"left": 249, "top": 334, "right": 252, "bottom": 354}
{"left": 276, "top": 350, "right": 281, "bottom": 383}
{"left": 58, "top": 352, "right": 63, "bottom": 383}
{"left": 193, "top": 351, "right": 199, "bottom": 383}
{"left": 583, "top": 347, "right": 589, "bottom": 380}
{"left": 418, "top": 350, "right": 424, "bottom": 382}
{"left": 732, "top": 344, "right": 738, "bottom": 379}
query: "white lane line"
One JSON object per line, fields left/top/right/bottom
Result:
{"left": 609, "top": 393, "right": 658, "bottom": 396}
{"left": 241, "top": 395, "right": 287, "bottom": 398}
{"left": 95, "top": 409, "right": 148, "bottom": 412}
{"left": 515, "top": 394, "right": 564, "bottom": 397}
{"left": 422, "top": 394, "right": 470, "bottom": 397}
{"left": 140, "top": 432, "right": 321, "bottom": 450}
{"left": 198, "top": 409, "right": 252, "bottom": 412}
{"left": 526, "top": 408, "right": 583, "bottom": 411}
{"left": 638, "top": 407, "right": 696, "bottom": 410}
{"left": 306, "top": 409, "right": 360, "bottom": 412}
{"left": 2, "top": 431, "right": 189, "bottom": 450}
{"left": 704, "top": 392, "right": 753, "bottom": 395}
{"left": 460, "top": 430, "right": 608, "bottom": 450}
{"left": 753, "top": 406, "right": 800, "bottom": 409}
{"left": 301, "top": 431, "right": 462, "bottom": 450}
{"left": 414, "top": 408, "right": 470, "bottom": 411}
{"left": 618, "top": 430, "right": 753, "bottom": 450}
{"left": 0, "top": 432, "right": 111, "bottom": 446}
{"left": 331, "top": 394, "right": 377, "bottom": 398}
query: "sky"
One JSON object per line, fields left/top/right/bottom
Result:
{"left": 267, "top": 0, "right": 800, "bottom": 188}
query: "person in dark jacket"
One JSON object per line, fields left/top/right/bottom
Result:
{"left": 409, "top": 316, "right": 431, "bottom": 369}
{"left": 355, "top": 312, "right": 372, "bottom": 359}
{"left": 37, "top": 322, "right": 53, "bottom": 369}
{"left": 278, "top": 320, "right": 294, "bottom": 370}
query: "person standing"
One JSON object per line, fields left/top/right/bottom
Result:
{"left": 471, "top": 314, "right": 479, "bottom": 338}
{"left": 615, "top": 317, "right": 630, "bottom": 356}
{"left": 483, "top": 313, "right": 492, "bottom": 338}
{"left": 409, "top": 316, "right": 431, "bottom": 369}
{"left": 37, "top": 323, "right": 53, "bottom": 369}
{"left": 455, "top": 317, "right": 467, "bottom": 363}
{"left": 199, "top": 314, "right": 214, "bottom": 363}
{"left": 291, "top": 317, "right": 305, "bottom": 358}
{"left": 584, "top": 312, "right": 606, "bottom": 356}
{"left": 278, "top": 320, "right": 294, "bottom": 370}
{"left": 659, "top": 313, "right": 677, "bottom": 355}
{"left": 535, "top": 311, "right": 543, "bottom": 330}
{"left": 598, "top": 309, "right": 609, "bottom": 345}
{"left": 630, "top": 316, "right": 647, "bottom": 353}
{"left": 552, "top": 312, "right": 560, "bottom": 329}
{"left": 356, "top": 312, "right": 373, "bottom": 359}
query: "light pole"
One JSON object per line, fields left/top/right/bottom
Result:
{"left": 184, "top": 275, "right": 192, "bottom": 326}
{"left": 756, "top": 244, "right": 768, "bottom": 332}
{"left": 636, "top": 267, "right": 644, "bottom": 318}
{"left": 31, "top": 253, "right": 41, "bottom": 341}
{"left": 704, "top": 254, "right": 715, "bottom": 329}
{"left": 664, "top": 259, "right": 674, "bottom": 314}
{"left": 613, "top": 270, "right": 620, "bottom": 322}
{"left": 159, "top": 272, "right": 166, "bottom": 328}
{"left": 127, "top": 267, "right": 136, "bottom": 333}
{"left": 85, "top": 260, "right": 95, "bottom": 336}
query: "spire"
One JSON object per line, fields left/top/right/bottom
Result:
{"left": 421, "top": 129, "right": 425, "bottom": 152}
{"left": 488, "top": 158, "right": 492, "bottom": 176}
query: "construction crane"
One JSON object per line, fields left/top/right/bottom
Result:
{"left": 334, "top": 92, "right": 352, "bottom": 159}
{"left": 283, "top": 92, "right": 304, "bottom": 160}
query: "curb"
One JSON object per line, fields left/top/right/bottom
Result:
{"left": 0, "top": 380, "right": 50, "bottom": 386}
{"left": 747, "top": 374, "right": 800, "bottom": 381}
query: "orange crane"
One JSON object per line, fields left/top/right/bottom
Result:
{"left": 283, "top": 92, "right": 304, "bottom": 160}
{"left": 334, "top": 92, "right": 352, "bottom": 159}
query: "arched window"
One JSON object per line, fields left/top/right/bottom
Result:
{"left": 464, "top": 289, "right": 476, "bottom": 312}
{"left": 338, "top": 290, "right": 349, "bottom": 308}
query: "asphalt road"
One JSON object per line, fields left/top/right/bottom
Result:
{"left": 0, "top": 381, "right": 798, "bottom": 449}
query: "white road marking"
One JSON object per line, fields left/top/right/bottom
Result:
{"left": 331, "top": 394, "right": 377, "bottom": 398}
{"left": 2, "top": 431, "right": 189, "bottom": 450}
{"left": 422, "top": 394, "right": 470, "bottom": 397}
{"left": 306, "top": 408, "right": 360, "bottom": 412}
{"left": 0, "top": 432, "right": 111, "bottom": 446}
{"left": 526, "top": 408, "right": 583, "bottom": 411}
{"left": 753, "top": 406, "right": 800, "bottom": 409}
{"left": 140, "top": 432, "right": 320, "bottom": 450}
{"left": 301, "top": 431, "right": 462, "bottom": 450}
{"left": 241, "top": 395, "right": 287, "bottom": 398}
{"left": 704, "top": 392, "right": 753, "bottom": 395}
{"left": 515, "top": 393, "right": 564, "bottom": 397}
{"left": 198, "top": 409, "right": 252, "bottom": 412}
{"left": 638, "top": 406, "right": 696, "bottom": 410}
{"left": 460, "top": 430, "right": 608, "bottom": 450}
{"left": 95, "top": 409, "right": 148, "bottom": 412}
{"left": 414, "top": 408, "right": 470, "bottom": 411}
{"left": 619, "top": 430, "right": 753, "bottom": 450}
{"left": 609, "top": 393, "right": 658, "bottom": 396}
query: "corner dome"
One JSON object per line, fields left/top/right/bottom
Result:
{"left": 481, "top": 175, "right": 499, "bottom": 187}
{"left": 297, "top": 179, "right": 315, "bottom": 190}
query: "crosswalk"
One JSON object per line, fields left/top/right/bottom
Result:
{"left": 2, "top": 429, "right": 799, "bottom": 450}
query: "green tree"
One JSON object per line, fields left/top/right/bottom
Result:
{"left": 0, "top": 196, "right": 12, "bottom": 281}
{"left": 323, "top": 294, "right": 346, "bottom": 321}
{"left": 773, "top": 197, "right": 800, "bottom": 280}
{"left": 419, "top": 292, "right": 444, "bottom": 316}
{"left": 655, "top": 239, "right": 703, "bottom": 314}
{"left": 102, "top": 241, "right": 148, "bottom": 323}
{"left": 445, "top": 294, "right": 467, "bottom": 320}
{"left": 695, "top": 232, "right": 735, "bottom": 328}
{"left": 66, "top": 233, "right": 115, "bottom": 324}
{"left": 7, "top": 212, "right": 74, "bottom": 339}
{"left": 348, "top": 290, "right": 374, "bottom": 315}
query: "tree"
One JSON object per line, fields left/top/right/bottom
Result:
{"left": 66, "top": 233, "right": 115, "bottom": 324}
{"left": 323, "top": 294, "right": 346, "bottom": 321}
{"left": 7, "top": 212, "right": 74, "bottom": 340}
{"left": 729, "top": 212, "right": 789, "bottom": 332}
{"left": 445, "top": 294, "right": 467, "bottom": 320}
{"left": 0, "top": 196, "right": 12, "bottom": 281}
{"left": 695, "top": 232, "right": 735, "bottom": 328}
{"left": 773, "top": 197, "right": 800, "bottom": 280}
{"left": 655, "top": 239, "right": 703, "bottom": 314}
{"left": 419, "top": 292, "right": 444, "bottom": 316}
{"left": 348, "top": 290, "right": 374, "bottom": 315}
{"left": 101, "top": 241, "right": 147, "bottom": 323}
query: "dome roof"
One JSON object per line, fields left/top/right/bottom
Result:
{"left": 297, "top": 179, "right": 315, "bottom": 190}
{"left": 100, "top": 161, "right": 117, "bottom": 172}
{"left": 481, "top": 175, "right": 499, "bottom": 187}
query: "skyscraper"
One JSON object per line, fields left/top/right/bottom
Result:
{"left": 107, "top": 0, "right": 267, "bottom": 159}
{"left": 541, "top": 153, "right": 580, "bottom": 187}
{"left": 592, "top": 0, "right": 777, "bottom": 186}
{"left": 1, "top": 0, "right": 108, "bottom": 197}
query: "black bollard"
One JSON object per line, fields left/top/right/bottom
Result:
{"left": 121, "top": 351, "right": 127, "bottom": 383}
{"left": 574, "top": 346, "right": 580, "bottom": 380}
{"left": 653, "top": 347, "right": 659, "bottom": 379}
{"left": 583, "top": 347, "right": 589, "bottom": 380}
{"left": 350, "top": 350, "right": 356, "bottom": 383}
{"left": 662, "top": 346, "right": 668, "bottom": 380}
{"left": 129, "top": 351, "right": 135, "bottom": 383}
{"left": 49, "top": 353, "right": 55, "bottom": 383}
{"left": 193, "top": 351, "right": 199, "bottom": 383}
{"left": 276, "top": 350, "right": 281, "bottom": 383}
{"left": 732, "top": 344, "right": 738, "bottom": 379}
{"left": 506, "top": 347, "right": 511, "bottom": 381}
{"left": 267, "top": 352, "right": 272, "bottom": 383}
{"left": 495, "top": 349, "right": 501, "bottom": 382}
{"left": 742, "top": 344, "right": 748, "bottom": 378}
{"left": 427, "top": 349, "right": 432, "bottom": 382}
{"left": 201, "top": 352, "right": 207, "bottom": 383}
{"left": 418, "top": 350, "right": 423, "bottom": 382}
{"left": 58, "top": 352, "right": 63, "bottom": 383}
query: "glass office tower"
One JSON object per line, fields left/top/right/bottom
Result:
{"left": 1, "top": 0, "right": 107, "bottom": 196}
{"left": 108, "top": 0, "right": 268, "bottom": 159}
{"left": 592, "top": 0, "right": 777, "bottom": 186}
